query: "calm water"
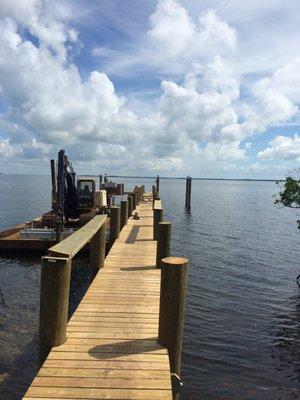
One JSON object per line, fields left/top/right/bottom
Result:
{"left": 0, "top": 174, "right": 299, "bottom": 399}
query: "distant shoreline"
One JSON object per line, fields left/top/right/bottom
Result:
{"left": 107, "top": 175, "right": 283, "bottom": 182}
{"left": 0, "top": 173, "right": 283, "bottom": 182}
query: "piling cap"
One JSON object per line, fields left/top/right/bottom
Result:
{"left": 161, "top": 256, "right": 188, "bottom": 265}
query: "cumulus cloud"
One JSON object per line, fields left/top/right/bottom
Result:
{"left": 148, "top": 2, "right": 236, "bottom": 61}
{"left": 153, "top": 2, "right": 237, "bottom": 72}
{"left": 0, "top": 0, "right": 300, "bottom": 176}
{"left": 257, "top": 134, "right": 300, "bottom": 161}
{"left": 0, "top": 3, "right": 150, "bottom": 169}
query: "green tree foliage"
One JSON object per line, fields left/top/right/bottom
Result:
{"left": 274, "top": 176, "right": 300, "bottom": 228}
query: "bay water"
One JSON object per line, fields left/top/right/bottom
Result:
{"left": 0, "top": 175, "right": 299, "bottom": 399}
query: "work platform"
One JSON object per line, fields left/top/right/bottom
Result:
{"left": 23, "top": 201, "right": 173, "bottom": 399}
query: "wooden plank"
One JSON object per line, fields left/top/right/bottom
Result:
{"left": 25, "top": 387, "right": 172, "bottom": 400}
{"left": 48, "top": 215, "right": 107, "bottom": 258}
{"left": 47, "top": 352, "right": 167, "bottom": 362}
{"left": 43, "top": 359, "right": 170, "bottom": 370}
{"left": 31, "top": 376, "right": 172, "bottom": 389}
{"left": 37, "top": 368, "right": 170, "bottom": 379}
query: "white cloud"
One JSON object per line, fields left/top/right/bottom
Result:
{"left": 0, "top": 138, "right": 16, "bottom": 158}
{"left": 257, "top": 134, "right": 300, "bottom": 161}
{"left": 159, "top": 56, "right": 239, "bottom": 144}
{"left": 0, "top": 0, "right": 300, "bottom": 177}
{"left": 142, "top": 156, "right": 186, "bottom": 172}
{"left": 201, "top": 141, "right": 245, "bottom": 161}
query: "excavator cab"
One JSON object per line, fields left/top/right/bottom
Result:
{"left": 77, "top": 179, "right": 96, "bottom": 210}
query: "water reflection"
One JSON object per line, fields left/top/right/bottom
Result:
{"left": 272, "top": 293, "right": 300, "bottom": 395}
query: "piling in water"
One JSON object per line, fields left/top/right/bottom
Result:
{"left": 156, "top": 174, "right": 160, "bottom": 194}
{"left": 109, "top": 206, "right": 120, "bottom": 248}
{"left": 158, "top": 256, "right": 188, "bottom": 399}
{"left": 39, "top": 256, "right": 71, "bottom": 366}
{"left": 185, "top": 176, "right": 192, "bottom": 212}
{"left": 156, "top": 221, "right": 171, "bottom": 268}
{"left": 127, "top": 195, "right": 133, "bottom": 218}
{"left": 90, "top": 223, "right": 106, "bottom": 282}
{"left": 120, "top": 200, "right": 128, "bottom": 229}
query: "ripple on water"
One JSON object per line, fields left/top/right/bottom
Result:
{"left": 0, "top": 176, "right": 300, "bottom": 399}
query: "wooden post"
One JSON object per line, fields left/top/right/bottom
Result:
{"left": 133, "top": 186, "right": 139, "bottom": 205}
{"left": 153, "top": 206, "right": 163, "bottom": 240}
{"left": 156, "top": 222, "right": 171, "bottom": 268}
{"left": 185, "top": 176, "right": 188, "bottom": 209}
{"left": 185, "top": 177, "right": 192, "bottom": 212}
{"left": 188, "top": 177, "right": 192, "bottom": 212}
{"left": 110, "top": 206, "right": 120, "bottom": 248}
{"left": 39, "top": 256, "right": 71, "bottom": 366}
{"left": 158, "top": 256, "right": 188, "bottom": 399}
{"left": 128, "top": 195, "right": 133, "bottom": 218}
{"left": 132, "top": 192, "right": 137, "bottom": 211}
{"left": 156, "top": 174, "right": 160, "bottom": 193}
{"left": 90, "top": 223, "right": 106, "bottom": 282}
{"left": 121, "top": 200, "right": 128, "bottom": 229}
{"left": 50, "top": 159, "right": 56, "bottom": 209}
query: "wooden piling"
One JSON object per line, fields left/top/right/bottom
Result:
{"left": 153, "top": 205, "right": 163, "bottom": 240}
{"left": 156, "top": 174, "right": 160, "bottom": 193}
{"left": 90, "top": 223, "right": 106, "bottom": 282}
{"left": 39, "top": 256, "right": 71, "bottom": 366}
{"left": 131, "top": 192, "right": 137, "bottom": 211}
{"left": 185, "top": 176, "right": 192, "bottom": 212}
{"left": 50, "top": 159, "right": 56, "bottom": 209}
{"left": 109, "top": 206, "right": 120, "bottom": 248}
{"left": 133, "top": 186, "right": 140, "bottom": 205}
{"left": 134, "top": 191, "right": 139, "bottom": 208}
{"left": 120, "top": 199, "right": 128, "bottom": 229}
{"left": 127, "top": 195, "right": 133, "bottom": 218}
{"left": 158, "top": 256, "right": 188, "bottom": 398}
{"left": 156, "top": 221, "right": 171, "bottom": 268}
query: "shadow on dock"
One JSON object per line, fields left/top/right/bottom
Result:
{"left": 87, "top": 337, "right": 161, "bottom": 360}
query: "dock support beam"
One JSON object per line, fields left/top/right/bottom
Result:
{"left": 121, "top": 200, "right": 128, "bottom": 229}
{"left": 158, "top": 256, "right": 188, "bottom": 400}
{"left": 153, "top": 206, "right": 163, "bottom": 240}
{"left": 156, "top": 222, "right": 171, "bottom": 268}
{"left": 185, "top": 176, "right": 192, "bottom": 212}
{"left": 90, "top": 223, "right": 106, "bottom": 281}
{"left": 110, "top": 206, "right": 120, "bottom": 248}
{"left": 39, "top": 256, "right": 71, "bottom": 366}
{"left": 127, "top": 195, "right": 133, "bottom": 218}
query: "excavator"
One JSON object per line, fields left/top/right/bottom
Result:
{"left": 42, "top": 150, "right": 107, "bottom": 240}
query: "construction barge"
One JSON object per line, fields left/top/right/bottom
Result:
{"left": 0, "top": 150, "right": 125, "bottom": 254}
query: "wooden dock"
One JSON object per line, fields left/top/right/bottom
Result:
{"left": 23, "top": 200, "right": 173, "bottom": 399}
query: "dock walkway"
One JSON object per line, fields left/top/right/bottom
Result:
{"left": 23, "top": 200, "right": 173, "bottom": 399}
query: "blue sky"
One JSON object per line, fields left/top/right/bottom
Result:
{"left": 0, "top": 0, "right": 299, "bottom": 178}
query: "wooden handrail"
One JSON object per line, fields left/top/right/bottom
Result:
{"left": 48, "top": 215, "right": 107, "bottom": 259}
